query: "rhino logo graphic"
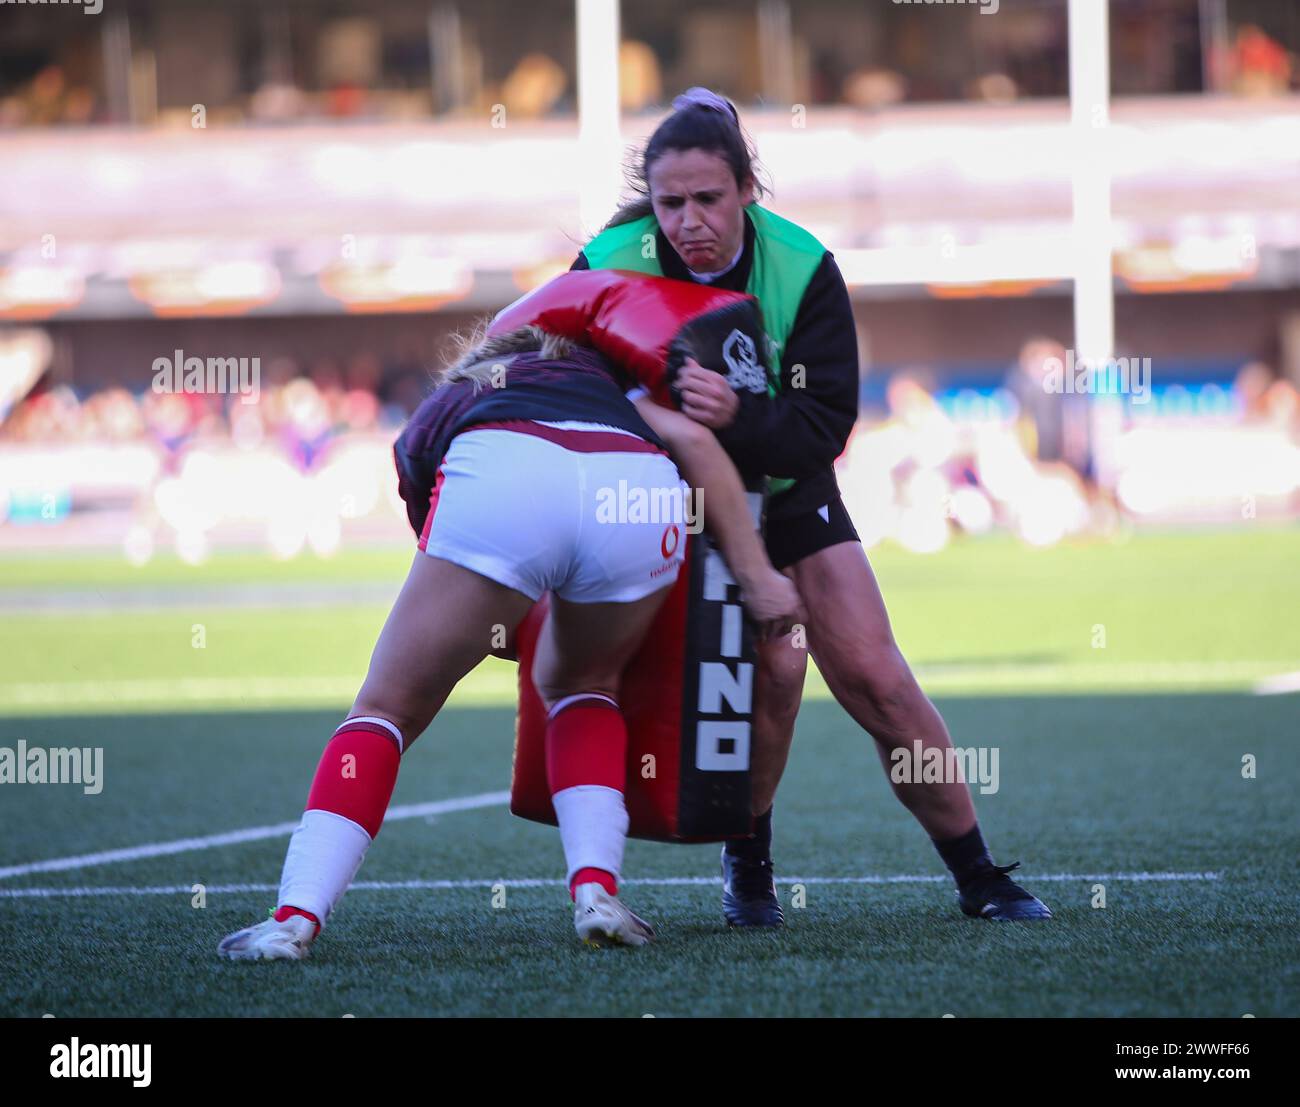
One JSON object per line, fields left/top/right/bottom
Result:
{"left": 722, "top": 328, "right": 766, "bottom": 393}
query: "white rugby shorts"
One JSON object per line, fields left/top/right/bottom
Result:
{"left": 418, "top": 420, "right": 688, "bottom": 603}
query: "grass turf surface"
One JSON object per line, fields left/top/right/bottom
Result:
{"left": 0, "top": 528, "right": 1297, "bottom": 1017}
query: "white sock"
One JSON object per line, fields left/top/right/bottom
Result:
{"left": 551, "top": 784, "right": 629, "bottom": 887}
{"left": 277, "top": 808, "right": 372, "bottom": 926}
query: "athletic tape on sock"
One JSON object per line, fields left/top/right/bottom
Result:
{"left": 278, "top": 808, "right": 372, "bottom": 926}
{"left": 552, "top": 784, "right": 629, "bottom": 888}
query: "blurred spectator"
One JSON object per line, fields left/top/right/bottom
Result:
{"left": 1005, "top": 337, "right": 1092, "bottom": 482}
{"left": 379, "top": 346, "right": 432, "bottom": 420}
{"left": 1007, "top": 338, "right": 1067, "bottom": 462}
{"left": 23, "top": 65, "right": 69, "bottom": 126}
{"left": 308, "top": 357, "right": 345, "bottom": 402}
{"left": 499, "top": 53, "right": 567, "bottom": 118}
{"left": 325, "top": 81, "right": 369, "bottom": 119}
{"left": 1, "top": 65, "right": 98, "bottom": 127}
{"left": 966, "top": 73, "right": 1019, "bottom": 104}
{"left": 278, "top": 378, "right": 333, "bottom": 468}
{"left": 0, "top": 341, "right": 420, "bottom": 452}
{"left": 1265, "top": 378, "right": 1300, "bottom": 435}
{"left": 1228, "top": 24, "right": 1293, "bottom": 97}
{"left": 84, "top": 388, "right": 146, "bottom": 441}
{"left": 1238, "top": 360, "right": 1300, "bottom": 435}
{"left": 619, "top": 40, "right": 663, "bottom": 112}
{"left": 1234, "top": 360, "right": 1275, "bottom": 420}
{"left": 250, "top": 81, "right": 308, "bottom": 124}
{"left": 805, "top": 50, "right": 843, "bottom": 106}
{"left": 842, "top": 67, "right": 906, "bottom": 111}
{"left": 318, "top": 18, "right": 381, "bottom": 119}
{"left": 346, "top": 352, "right": 382, "bottom": 394}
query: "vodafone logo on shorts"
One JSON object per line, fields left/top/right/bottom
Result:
{"left": 660, "top": 523, "right": 680, "bottom": 559}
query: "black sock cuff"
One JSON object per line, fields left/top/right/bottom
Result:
{"left": 933, "top": 823, "right": 994, "bottom": 886}
{"left": 726, "top": 806, "right": 773, "bottom": 861}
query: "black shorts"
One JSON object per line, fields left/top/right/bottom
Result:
{"left": 762, "top": 494, "right": 860, "bottom": 572}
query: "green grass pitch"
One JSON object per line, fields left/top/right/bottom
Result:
{"left": 0, "top": 527, "right": 1296, "bottom": 1017}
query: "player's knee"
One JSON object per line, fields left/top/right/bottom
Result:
{"left": 347, "top": 697, "right": 423, "bottom": 750}
{"left": 536, "top": 683, "right": 620, "bottom": 713}
{"left": 530, "top": 659, "right": 618, "bottom": 711}
{"left": 839, "top": 648, "right": 921, "bottom": 730}
{"left": 757, "top": 640, "right": 807, "bottom": 720}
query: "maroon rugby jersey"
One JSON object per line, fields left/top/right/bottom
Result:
{"left": 393, "top": 344, "right": 666, "bottom": 536}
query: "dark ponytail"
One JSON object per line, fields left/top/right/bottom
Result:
{"left": 601, "top": 87, "right": 769, "bottom": 232}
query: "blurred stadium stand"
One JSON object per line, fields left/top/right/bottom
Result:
{"left": 1, "top": 0, "right": 1297, "bottom": 557}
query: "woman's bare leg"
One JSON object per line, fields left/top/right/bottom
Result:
{"left": 219, "top": 554, "right": 534, "bottom": 960}
{"left": 530, "top": 584, "right": 673, "bottom": 945}
{"left": 728, "top": 541, "right": 1049, "bottom": 920}
{"left": 351, "top": 553, "right": 535, "bottom": 742}
{"left": 790, "top": 542, "right": 977, "bottom": 838}
{"left": 749, "top": 631, "right": 808, "bottom": 816}
{"left": 531, "top": 587, "right": 672, "bottom": 706}
{"left": 787, "top": 541, "right": 1049, "bottom": 918}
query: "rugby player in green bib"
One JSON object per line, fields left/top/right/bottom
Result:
{"left": 572, "top": 88, "right": 1050, "bottom": 925}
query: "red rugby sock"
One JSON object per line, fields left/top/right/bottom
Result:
{"left": 274, "top": 905, "right": 321, "bottom": 936}
{"left": 570, "top": 867, "right": 618, "bottom": 897}
{"left": 304, "top": 717, "right": 403, "bottom": 839}
{"left": 546, "top": 694, "right": 627, "bottom": 900}
{"left": 545, "top": 694, "right": 626, "bottom": 793}
{"left": 275, "top": 717, "right": 404, "bottom": 927}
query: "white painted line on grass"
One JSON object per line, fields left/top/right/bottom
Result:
{"left": 1253, "top": 670, "right": 1300, "bottom": 695}
{"left": 0, "top": 791, "right": 511, "bottom": 881}
{"left": 0, "top": 872, "right": 1221, "bottom": 898}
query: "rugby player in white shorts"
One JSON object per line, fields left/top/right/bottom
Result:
{"left": 217, "top": 323, "right": 801, "bottom": 960}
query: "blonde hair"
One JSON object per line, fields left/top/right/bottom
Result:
{"left": 438, "top": 322, "right": 575, "bottom": 392}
